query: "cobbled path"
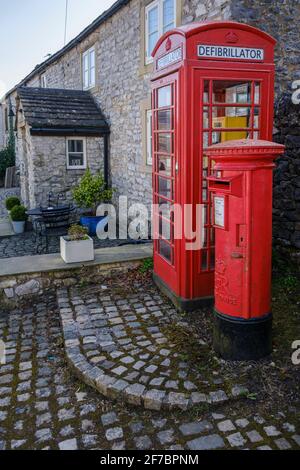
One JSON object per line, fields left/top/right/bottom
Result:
{"left": 0, "top": 288, "right": 299, "bottom": 450}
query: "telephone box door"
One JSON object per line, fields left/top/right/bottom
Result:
{"left": 152, "top": 73, "right": 179, "bottom": 292}
{"left": 192, "top": 70, "right": 273, "bottom": 296}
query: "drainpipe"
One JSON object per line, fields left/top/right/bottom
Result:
{"left": 104, "top": 133, "right": 110, "bottom": 188}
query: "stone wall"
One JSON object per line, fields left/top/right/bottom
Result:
{"left": 0, "top": 187, "right": 20, "bottom": 218}
{"left": 17, "top": 128, "right": 105, "bottom": 209}
{"left": 0, "top": 259, "right": 142, "bottom": 305}
{"left": 273, "top": 93, "right": 300, "bottom": 250}
{"left": 230, "top": 0, "right": 300, "bottom": 97}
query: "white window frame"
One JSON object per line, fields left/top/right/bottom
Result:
{"left": 146, "top": 109, "right": 153, "bottom": 166}
{"left": 82, "top": 46, "right": 96, "bottom": 90}
{"left": 145, "top": 0, "right": 176, "bottom": 65}
{"left": 40, "top": 73, "right": 47, "bottom": 88}
{"left": 66, "top": 137, "right": 87, "bottom": 170}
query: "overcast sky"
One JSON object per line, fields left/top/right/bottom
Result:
{"left": 0, "top": 0, "right": 116, "bottom": 98}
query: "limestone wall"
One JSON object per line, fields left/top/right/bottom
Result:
{"left": 16, "top": 130, "right": 104, "bottom": 209}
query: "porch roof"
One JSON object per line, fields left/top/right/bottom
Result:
{"left": 17, "top": 87, "right": 109, "bottom": 136}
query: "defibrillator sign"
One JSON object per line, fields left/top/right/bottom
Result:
{"left": 198, "top": 44, "right": 264, "bottom": 61}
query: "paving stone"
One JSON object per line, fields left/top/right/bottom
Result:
{"left": 101, "top": 412, "right": 118, "bottom": 426}
{"left": 235, "top": 418, "right": 250, "bottom": 429}
{"left": 292, "top": 435, "right": 300, "bottom": 446}
{"left": 246, "top": 430, "right": 264, "bottom": 443}
{"left": 227, "top": 432, "right": 247, "bottom": 447}
{"left": 157, "top": 429, "right": 175, "bottom": 445}
{"left": 187, "top": 434, "right": 225, "bottom": 450}
{"left": 11, "top": 439, "right": 27, "bottom": 449}
{"left": 209, "top": 390, "right": 228, "bottom": 403}
{"left": 275, "top": 438, "right": 291, "bottom": 450}
{"left": 217, "top": 420, "right": 236, "bottom": 433}
{"left": 124, "top": 384, "right": 146, "bottom": 405}
{"left": 129, "top": 422, "right": 144, "bottom": 434}
{"left": 264, "top": 425, "right": 281, "bottom": 437}
{"left": 257, "top": 445, "right": 273, "bottom": 450}
{"left": 144, "top": 389, "right": 166, "bottom": 411}
{"left": 179, "top": 421, "right": 213, "bottom": 436}
{"left": 151, "top": 418, "right": 167, "bottom": 429}
{"left": 134, "top": 435, "right": 153, "bottom": 450}
{"left": 35, "top": 428, "right": 52, "bottom": 444}
{"left": 167, "top": 392, "right": 189, "bottom": 410}
{"left": 282, "top": 422, "right": 295, "bottom": 433}
{"left": 59, "top": 439, "right": 78, "bottom": 450}
{"left": 105, "top": 427, "right": 124, "bottom": 441}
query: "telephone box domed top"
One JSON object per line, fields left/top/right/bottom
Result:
{"left": 152, "top": 21, "right": 276, "bottom": 57}
{"left": 151, "top": 21, "right": 276, "bottom": 76}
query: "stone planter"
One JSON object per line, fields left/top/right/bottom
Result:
{"left": 60, "top": 236, "right": 94, "bottom": 264}
{"left": 11, "top": 221, "right": 25, "bottom": 234}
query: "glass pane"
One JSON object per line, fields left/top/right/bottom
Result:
{"left": 203, "top": 106, "right": 209, "bottom": 128}
{"left": 163, "top": 0, "right": 174, "bottom": 33}
{"left": 203, "top": 132, "right": 209, "bottom": 149}
{"left": 159, "top": 239, "right": 172, "bottom": 262}
{"left": 158, "top": 109, "right": 171, "bottom": 130}
{"left": 158, "top": 200, "right": 173, "bottom": 220}
{"left": 158, "top": 85, "right": 171, "bottom": 108}
{"left": 74, "top": 140, "right": 83, "bottom": 152}
{"left": 212, "top": 130, "right": 248, "bottom": 144}
{"left": 254, "top": 107, "right": 260, "bottom": 128}
{"left": 159, "top": 218, "right": 172, "bottom": 240}
{"left": 212, "top": 108, "right": 251, "bottom": 128}
{"left": 68, "top": 140, "right": 75, "bottom": 152}
{"left": 148, "top": 6, "right": 158, "bottom": 34}
{"left": 158, "top": 133, "right": 171, "bottom": 153}
{"left": 149, "top": 32, "right": 158, "bottom": 56}
{"left": 158, "top": 177, "right": 172, "bottom": 199}
{"left": 210, "top": 249, "right": 215, "bottom": 269}
{"left": 254, "top": 83, "right": 260, "bottom": 105}
{"left": 68, "top": 154, "right": 84, "bottom": 167}
{"left": 203, "top": 80, "right": 209, "bottom": 103}
{"left": 201, "top": 250, "right": 208, "bottom": 270}
{"left": 158, "top": 155, "right": 171, "bottom": 176}
{"left": 90, "top": 50, "right": 95, "bottom": 67}
{"left": 213, "top": 81, "right": 251, "bottom": 104}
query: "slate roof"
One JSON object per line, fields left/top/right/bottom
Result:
{"left": 17, "top": 87, "right": 109, "bottom": 136}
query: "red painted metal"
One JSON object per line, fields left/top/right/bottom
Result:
{"left": 151, "top": 21, "right": 276, "bottom": 307}
{"left": 207, "top": 139, "right": 285, "bottom": 319}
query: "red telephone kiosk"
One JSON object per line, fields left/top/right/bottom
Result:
{"left": 151, "top": 21, "right": 276, "bottom": 311}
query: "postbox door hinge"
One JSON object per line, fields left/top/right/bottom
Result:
{"left": 175, "top": 162, "right": 179, "bottom": 174}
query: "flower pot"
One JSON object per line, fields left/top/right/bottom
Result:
{"left": 80, "top": 215, "right": 108, "bottom": 236}
{"left": 11, "top": 221, "right": 25, "bottom": 234}
{"left": 60, "top": 236, "right": 94, "bottom": 264}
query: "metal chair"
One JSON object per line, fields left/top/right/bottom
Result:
{"left": 33, "top": 205, "right": 74, "bottom": 253}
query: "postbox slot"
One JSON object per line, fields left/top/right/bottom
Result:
{"left": 208, "top": 178, "right": 232, "bottom": 193}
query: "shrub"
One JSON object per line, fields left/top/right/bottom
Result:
{"left": 0, "top": 129, "right": 15, "bottom": 178}
{"left": 72, "top": 169, "right": 114, "bottom": 215}
{"left": 67, "top": 224, "right": 89, "bottom": 241}
{"left": 10, "top": 205, "right": 27, "bottom": 222}
{"left": 5, "top": 196, "right": 20, "bottom": 211}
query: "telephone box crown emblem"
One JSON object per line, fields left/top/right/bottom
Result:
{"left": 166, "top": 38, "right": 172, "bottom": 51}
{"left": 225, "top": 31, "right": 239, "bottom": 43}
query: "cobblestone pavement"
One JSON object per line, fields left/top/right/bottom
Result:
{"left": 0, "top": 281, "right": 299, "bottom": 450}
{"left": 58, "top": 284, "right": 239, "bottom": 410}
{"left": 0, "top": 230, "right": 142, "bottom": 258}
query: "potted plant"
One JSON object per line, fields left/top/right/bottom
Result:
{"left": 10, "top": 205, "right": 27, "bottom": 234}
{"left": 60, "top": 224, "right": 94, "bottom": 264}
{"left": 72, "top": 169, "right": 113, "bottom": 235}
{"left": 5, "top": 196, "right": 20, "bottom": 215}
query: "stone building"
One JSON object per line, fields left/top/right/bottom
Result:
{"left": 0, "top": 0, "right": 299, "bottom": 247}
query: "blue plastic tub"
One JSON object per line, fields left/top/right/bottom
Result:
{"left": 80, "top": 215, "right": 107, "bottom": 236}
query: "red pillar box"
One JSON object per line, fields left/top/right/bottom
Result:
{"left": 207, "top": 139, "right": 284, "bottom": 360}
